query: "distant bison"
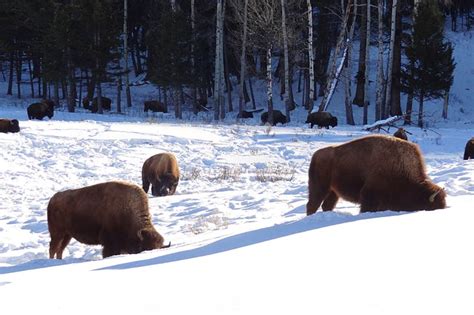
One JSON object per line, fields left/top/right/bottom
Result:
{"left": 83, "top": 96, "right": 112, "bottom": 113}
{"left": 27, "top": 100, "right": 54, "bottom": 120}
{"left": 0, "top": 119, "right": 20, "bottom": 133}
{"left": 261, "top": 110, "right": 287, "bottom": 126}
{"left": 47, "top": 181, "right": 170, "bottom": 259}
{"left": 305, "top": 111, "right": 338, "bottom": 129}
{"left": 393, "top": 128, "right": 408, "bottom": 141}
{"left": 144, "top": 100, "right": 167, "bottom": 113}
{"left": 237, "top": 108, "right": 264, "bottom": 119}
{"left": 464, "top": 138, "right": 474, "bottom": 160}
{"left": 306, "top": 135, "right": 446, "bottom": 215}
{"left": 142, "top": 153, "right": 180, "bottom": 197}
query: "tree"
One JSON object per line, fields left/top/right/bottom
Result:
{"left": 401, "top": 0, "right": 455, "bottom": 128}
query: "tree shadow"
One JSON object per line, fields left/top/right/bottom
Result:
{"left": 97, "top": 206, "right": 412, "bottom": 271}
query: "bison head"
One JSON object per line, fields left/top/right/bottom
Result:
{"left": 137, "top": 228, "right": 169, "bottom": 251}
{"left": 151, "top": 173, "right": 179, "bottom": 197}
{"left": 329, "top": 116, "right": 338, "bottom": 128}
{"left": 9, "top": 119, "right": 20, "bottom": 133}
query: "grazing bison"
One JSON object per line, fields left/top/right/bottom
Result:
{"left": 27, "top": 100, "right": 54, "bottom": 120}
{"left": 47, "top": 181, "right": 170, "bottom": 259}
{"left": 237, "top": 108, "right": 264, "bottom": 119}
{"left": 305, "top": 111, "right": 338, "bottom": 129}
{"left": 464, "top": 138, "right": 474, "bottom": 160}
{"left": 144, "top": 100, "right": 167, "bottom": 113}
{"left": 261, "top": 110, "right": 287, "bottom": 126}
{"left": 0, "top": 119, "right": 20, "bottom": 133}
{"left": 393, "top": 128, "right": 408, "bottom": 140}
{"left": 142, "top": 153, "right": 180, "bottom": 197}
{"left": 306, "top": 135, "right": 446, "bottom": 215}
{"left": 83, "top": 96, "right": 112, "bottom": 113}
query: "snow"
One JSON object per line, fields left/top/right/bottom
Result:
{"left": 0, "top": 28, "right": 473, "bottom": 315}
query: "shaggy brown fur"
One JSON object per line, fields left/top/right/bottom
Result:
{"left": 83, "top": 97, "right": 112, "bottom": 113}
{"left": 27, "top": 101, "right": 54, "bottom": 120}
{"left": 47, "top": 181, "right": 170, "bottom": 259}
{"left": 142, "top": 153, "right": 180, "bottom": 197}
{"left": 0, "top": 119, "right": 20, "bottom": 133}
{"left": 306, "top": 135, "right": 446, "bottom": 215}
{"left": 261, "top": 110, "right": 287, "bottom": 126}
{"left": 464, "top": 138, "right": 474, "bottom": 160}
{"left": 393, "top": 128, "right": 408, "bottom": 140}
{"left": 305, "top": 111, "right": 338, "bottom": 129}
{"left": 144, "top": 100, "right": 167, "bottom": 113}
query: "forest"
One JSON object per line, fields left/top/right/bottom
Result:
{"left": 0, "top": 0, "right": 471, "bottom": 127}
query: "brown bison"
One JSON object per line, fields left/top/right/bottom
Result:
{"left": 47, "top": 181, "right": 170, "bottom": 259}
{"left": 237, "top": 108, "right": 264, "bottom": 119}
{"left": 142, "top": 153, "right": 180, "bottom": 197}
{"left": 27, "top": 100, "right": 54, "bottom": 120}
{"left": 464, "top": 138, "right": 474, "bottom": 160}
{"left": 393, "top": 128, "right": 408, "bottom": 140}
{"left": 261, "top": 110, "right": 287, "bottom": 126}
{"left": 0, "top": 119, "right": 20, "bottom": 133}
{"left": 144, "top": 100, "right": 167, "bottom": 113}
{"left": 83, "top": 96, "right": 112, "bottom": 113}
{"left": 306, "top": 111, "right": 338, "bottom": 129}
{"left": 306, "top": 135, "right": 446, "bottom": 215}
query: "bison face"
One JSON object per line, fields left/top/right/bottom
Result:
{"left": 9, "top": 119, "right": 20, "bottom": 132}
{"left": 151, "top": 174, "right": 178, "bottom": 197}
{"left": 330, "top": 117, "right": 338, "bottom": 128}
{"left": 137, "top": 228, "right": 165, "bottom": 252}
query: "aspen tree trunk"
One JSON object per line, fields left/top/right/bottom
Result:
{"left": 353, "top": 0, "right": 367, "bottom": 107}
{"left": 219, "top": 0, "right": 226, "bottom": 120}
{"left": 363, "top": 0, "right": 371, "bottom": 124}
{"left": 7, "top": 52, "right": 13, "bottom": 95}
{"left": 124, "top": 0, "right": 131, "bottom": 108}
{"left": 117, "top": 76, "right": 122, "bottom": 113}
{"left": 418, "top": 93, "right": 424, "bottom": 128}
{"left": 281, "top": 0, "right": 292, "bottom": 122}
{"left": 266, "top": 44, "right": 274, "bottom": 125}
{"left": 405, "top": 0, "right": 420, "bottom": 124}
{"left": 214, "top": 0, "right": 225, "bottom": 120}
{"left": 442, "top": 90, "right": 449, "bottom": 119}
{"left": 16, "top": 51, "right": 22, "bottom": 99}
{"left": 54, "top": 82, "right": 60, "bottom": 108}
{"left": 238, "top": 0, "right": 248, "bottom": 117}
{"left": 307, "top": 0, "right": 315, "bottom": 111}
{"left": 28, "top": 58, "right": 34, "bottom": 98}
{"left": 375, "top": 0, "right": 384, "bottom": 121}
{"left": 344, "top": 0, "right": 357, "bottom": 125}
{"left": 384, "top": 0, "right": 398, "bottom": 118}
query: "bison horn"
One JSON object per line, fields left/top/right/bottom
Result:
{"left": 161, "top": 241, "right": 171, "bottom": 248}
{"left": 429, "top": 188, "right": 443, "bottom": 203}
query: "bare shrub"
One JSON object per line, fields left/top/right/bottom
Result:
{"left": 255, "top": 165, "right": 295, "bottom": 182}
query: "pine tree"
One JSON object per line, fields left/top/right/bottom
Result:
{"left": 401, "top": 0, "right": 455, "bottom": 128}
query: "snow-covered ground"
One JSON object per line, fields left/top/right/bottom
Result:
{"left": 0, "top": 26, "right": 473, "bottom": 315}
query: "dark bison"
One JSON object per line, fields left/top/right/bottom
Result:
{"left": 393, "top": 128, "right": 408, "bottom": 140}
{"left": 83, "top": 96, "right": 112, "bottom": 113}
{"left": 305, "top": 111, "right": 338, "bottom": 129}
{"left": 142, "top": 153, "right": 180, "bottom": 197}
{"left": 261, "top": 110, "right": 287, "bottom": 126}
{"left": 0, "top": 119, "right": 20, "bottom": 133}
{"left": 237, "top": 108, "right": 264, "bottom": 119}
{"left": 47, "top": 181, "right": 170, "bottom": 259}
{"left": 27, "top": 100, "right": 54, "bottom": 120}
{"left": 144, "top": 100, "right": 167, "bottom": 113}
{"left": 306, "top": 135, "right": 446, "bottom": 215}
{"left": 464, "top": 138, "right": 474, "bottom": 160}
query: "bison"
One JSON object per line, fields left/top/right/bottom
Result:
{"left": 83, "top": 96, "right": 112, "bottom": 113}
{"left": 0, "top": 119, "right": 20, "bottom": 133}
{"left": 142, "top": 153, "right": 180, "bottom": 197}
{"left": 47, "top": 181, "right": 170, "bottom": 259}
{"left": 237, "top": 108, "right": 264, "bottom": 119}
{"left": 27, "top": 100, "right": 54, "bottom": 120}
{"left": 464, "top": 138, "right": 474, "bottom": 160}
{"left": 305, "top": 111, "right": 338, "bottom": 129}
{"left": 306, "top": 135, "right": 446, "bottom": 215}
{"left": 393, "top": 128, "right": 408, "bottom": 141}
{"left": 261, "top": 110, "right": 287, "bottom": 126}
{"left": 144, "top": 100, "right": 167, "bottom": 113}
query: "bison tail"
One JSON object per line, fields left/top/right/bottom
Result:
{"left": 161, "top": 241, "right": 171, "bottom": 249}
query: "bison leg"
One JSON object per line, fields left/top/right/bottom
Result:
{"left": 306, "top": 181, "right": 331, "bottom": 216}
{"left": 49, "top": 234, "right": 71, "bottom": 259}
{"left": 142, "top": 178, "right": 150, "bottom": 193}
{"left": 56, "top": 235, "right": 72, "bottom": 259}
{"left": 359, "top": 186, "right": 384, "bottom": 213}
{"left": 321, "top": 190, "right": 339, "bottom": 211}
{"left": 102, "top": 243, "right": 122, "bottom": 258}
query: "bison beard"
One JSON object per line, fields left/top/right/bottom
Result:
{"left": 47, "top": 181, "right": 170, "bottom": 259}
{"left": 306, "top": 135, "right": 446, "bottom": 215}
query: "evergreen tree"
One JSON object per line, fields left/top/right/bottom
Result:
{"left": 401, "top": 0, "right": 455, "bottom": 128}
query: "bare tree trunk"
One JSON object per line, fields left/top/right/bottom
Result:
{"left": 375, "top": 0, "right": 384, "bottom": 121}
{"left": 117, "top": 76, "right": 122, "bottom": 113}
{"left": 344, "top": 0, "right": 357, "bottom": 125}
{"left": 214, "top": 0, "right": 225, "bottom": 120}
{"left": 96, "top": 79, "right": 103, "bottom": 114}
{"left": 224, "top": 39, "right": 233, "bottom": 113}
{"left": 442, "top": 90, "right": 449, "bottom": 119}
{"left": 405, "top": 0, "right": 420, "bottom": 124}
{"left": 124, "top": 0, "right": 132, "bottom": 108}
{"left": 16, "top": 51, "right": 22, "bottom": 99}
{"left": 363, "top": 0, "right": 371, "bottom": 124}
{"left": 28, "top": 57, "right": 34, "bottom": 98}
{"left": 266, "top": 44, "right": 274, "bottom": 125}
{"left": 418, "top": 93, "right": 424, "bottom": 128}
{"left": 174, "top": 87, "right": 182, "bottom": 119}
{"left": 191, "top": 0, "right": 198, "bottom": 114}
{"left": 54, "top": 81, "right": 60, "bottom": 108}
{"left": 390, "top": 0, "right": 402, "bottom": 116}
{"left": 7, "top": 52, "right": 13, "bottom": 95}
{"left": 353, "top": 0, "right": 367, "bottom": 107}
{"left": 238, "top": 0, "right": 249, "bottom": 117}
{"left": 281, "top": 0, "right": 292, "bottom": 122}
{"left": 248, "top": 77, "right": 256, "bottom": 110}
{"left": 384, "top": 0, "right": 398, "bottom": 118}
{"left": 307, "top": 0, "right": 315, "bottom": 111}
